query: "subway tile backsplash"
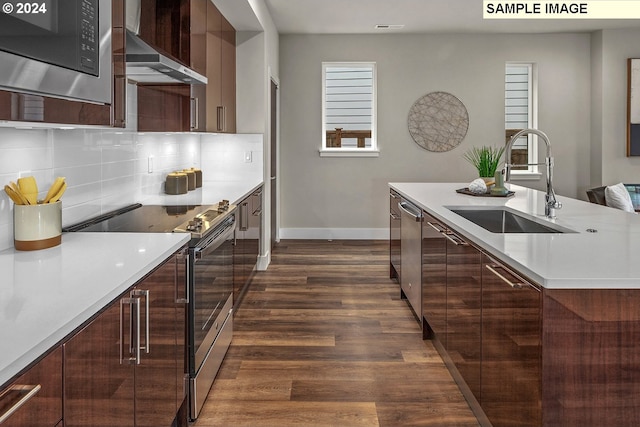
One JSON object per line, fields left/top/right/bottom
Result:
{"left": 0, "top": 128, "right": 263, "bottom": 251}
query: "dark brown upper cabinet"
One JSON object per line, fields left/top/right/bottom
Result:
{"left": 136, "top": 0, "right": 236, "bottom": 133}
{"left": 191, "top": 0, "right": 236, "bottom": 133}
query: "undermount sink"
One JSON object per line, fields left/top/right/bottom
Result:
{"left": 448, "top": 207, "right": 571, "bottom": 234}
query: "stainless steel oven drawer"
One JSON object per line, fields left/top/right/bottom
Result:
{"left": 189, "top": 295, "right": 233, "bottom": 420}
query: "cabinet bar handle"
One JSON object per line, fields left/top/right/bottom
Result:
{"left": 133, "top": 296, "right": 141, "bottom": 364}
{"left": 222, "top": 106, "right": 227, "bottom": 132}
{"left": 389, "top": 212, "right": 400, "bottom": 220}
{"left": 190, "top": 97, "right": 199, "bottom": 130}
{"left": 240, "top": 202, "right": 249, "bottom": 231}
{"left": 485, "top": 264, "right": 525, "bottom": 289}
{"left": 390, "top": 192, "right": 400, "bottom": 199}
{"left": 427, "top": 221, "right": 445, "bottom": 233}
{"left": 216, "top": 106, "right": 224, "bottom": 132}
{"left": 120, "top": 297, "right": 139, "bottom": 364}
{"left": 132, "top": 289, "right": 150, "bottom": 355}
{"left": 0, "top": 384, "right": 41, "bottom": 423}
{"left": 177, "top": 249, "right": 189, "bottom": 304}
{"left": 443, "top": 232, "right": 469, "bottom": 246}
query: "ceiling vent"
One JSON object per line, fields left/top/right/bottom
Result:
{"left": 375, "top": 24, "right": 405, "bottom": 30}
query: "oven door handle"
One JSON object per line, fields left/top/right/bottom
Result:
{"left": 193, "top": 224, "right": 236, "bottom": 261}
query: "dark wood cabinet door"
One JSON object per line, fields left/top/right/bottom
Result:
{"left": 541, "top": 289, "right": 640, "bottom": 427}
{"left": 205, "top": 1, "right": 223, "bottom": 133}
{"left": 64, "top": 300, "right": 135, "bottom": 427}
{"left": 445, "top": 232, "right": 481, "bottom": 400}
{"left": 133, "top": 255, "right": 180, "bottom": 427}
{"left": 421, "top": 213, "right": 446, "bottom": 341}
{"left": 0, "top": 346, "right": 62, "bottom": 427}
{"left": 137, "top": 84, "right": 191, "bottom": 132}
{"left": 220, "top": 14, "right": 236, "bottom": 133}
{"left": 481, "top": 253, "right": 541, "bottom": 427}
{"left": 64, "top": 252, "right": 185, "bottom": 427}
{"left": 190, "top": 0, "right": 207, "bottom": 75}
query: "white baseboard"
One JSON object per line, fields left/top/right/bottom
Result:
{"left": 256, "top": 252, "right": 270, "bottom": 271}
{"left": 279, "top": 228, "right": 389, "bottom": 240}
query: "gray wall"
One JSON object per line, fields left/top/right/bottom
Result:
{"left": 592, "top": 28, "right": 640, "bottom": 187}
{"left": 279, "top": 33, "right": 591, "bottom": 239}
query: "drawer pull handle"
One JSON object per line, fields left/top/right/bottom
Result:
{"left": 0, "top": 384, "right": 41, "bottom": 423}
{"left": 443, "top": 232, "right": 468, "bottom": 246}
{"left": 427, "top": 221, "right": 445, "bottom": 233}
{"left": 485, "top": 264, "right": 524, "bottom": 289}
{"left": 389, "top": 212, "right": 400, "bottom": 220}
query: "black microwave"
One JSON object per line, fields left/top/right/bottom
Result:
{"left": 0, "top": 0, "right": 111, "bottom": 105}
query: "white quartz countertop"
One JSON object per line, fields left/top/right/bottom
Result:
{"left": 390, "top": 182, "right": 640, "bottom": 290}
{"left": 0, "top": 232, "right": 190, "bottom": 388}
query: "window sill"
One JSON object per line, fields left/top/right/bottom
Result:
{"left": 319, "top": 149, "right": 380, "bottom": 158}
{"left": 508, "top": 172, "right": 542, "bottom": 181}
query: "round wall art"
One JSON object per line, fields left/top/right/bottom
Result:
{"left": 407, "top": 91, "right": 469, "bottom": 152}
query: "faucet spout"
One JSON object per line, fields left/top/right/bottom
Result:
{"left": 504, "top": 128, "right": 562, "bottom": 219}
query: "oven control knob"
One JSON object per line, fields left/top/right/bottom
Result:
{"left": 218, "top": 200, "right": 230, "bottom": 212}
{"left": 187, "top": 219, "right": 203, "bottom": 231}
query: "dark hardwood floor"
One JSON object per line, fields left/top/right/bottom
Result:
{"left": 193, "top": 240, "right": 480, "bottom": 427}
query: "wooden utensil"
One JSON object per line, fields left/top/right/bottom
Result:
{"left": 43, "top": 177, "right": 66, "bottom": 204}
{"left": 17, "top": 176, "right": 38, "bottom": 205}
{"left": 47, "top": 182, "right": 67, "bottom": 203}
{"left": 4, "top": 184, "right": 28, "bottom": 205}
{"left": 8, "top": 181, "right": 30, "bottom": 205}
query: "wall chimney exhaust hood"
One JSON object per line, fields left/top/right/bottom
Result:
{"left": 125, "top": 32, "right": 207, "bottom": 85}
{"left": 124, "top": 0, "right": 206, "bottom": 85}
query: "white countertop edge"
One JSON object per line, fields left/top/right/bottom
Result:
{"left": 232, "top": 181, "right": 263, "bottom": 204}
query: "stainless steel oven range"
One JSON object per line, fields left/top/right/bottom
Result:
{"left": 63, "top": 200, "right": 236, "bottom": 420}
{"left": 173, "top": 201, "right": 236, "bottom": 420}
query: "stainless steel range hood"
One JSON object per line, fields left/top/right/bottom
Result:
{"left": 125, "top": 0, "right": 207, "bottom": 85}
{"left": 125, "top": 33, "right": 207, "bottom": 85}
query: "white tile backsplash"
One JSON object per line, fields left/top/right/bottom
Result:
{"left": 200, "top": 133, "right": 263, "bottom": 183}
{"left": 0, "top": 127, "right": 263, "bottom": 251}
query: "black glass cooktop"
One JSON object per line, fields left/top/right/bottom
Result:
{"left": 63, "top": 204, "right": 210, "bottom": 233}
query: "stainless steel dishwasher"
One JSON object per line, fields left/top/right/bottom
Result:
{"left": 398, "top": 199, "right": 423, "bottom": 321}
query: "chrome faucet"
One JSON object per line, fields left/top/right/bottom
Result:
{"left": 503, "top": 128, "right": 562, "bottom": 219}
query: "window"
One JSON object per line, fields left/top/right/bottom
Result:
{"left": 505, "top": 62, "right": 538, "bottom": 175}
{"left": 321, "top": 62, "right": 378, "bottom": 157}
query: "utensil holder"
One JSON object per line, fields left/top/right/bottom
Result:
{"left": 14, "top": 201, "right": 62, "bottom": 251}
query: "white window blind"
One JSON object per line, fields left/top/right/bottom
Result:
{"left": 505, "top": 64, "right": 531, "bottom": 149}
{"left": 505, "top": 63, "right": 537, "bottom": 174}
{"left": 322, "top": 62, "right": 377, "bottom": 155}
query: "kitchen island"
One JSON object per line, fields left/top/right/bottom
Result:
{"left": 390, "top": 182, "right": 640, "bottom": 427}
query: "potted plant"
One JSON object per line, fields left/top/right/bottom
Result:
{"left": 463, "top": 145, "right": 505, "bottom": 182}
